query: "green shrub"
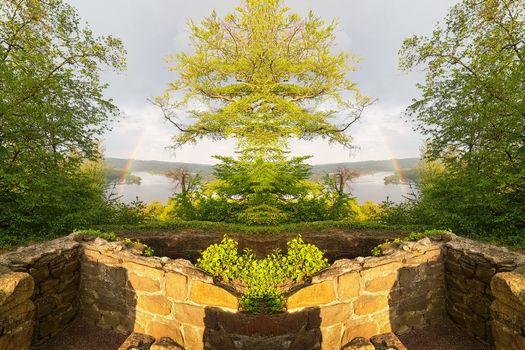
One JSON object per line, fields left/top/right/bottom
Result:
{"left": 74, "top": 229, "right": 119, "bottom": 242}
{"left": 196, "top": 234, "right": 329, "bottom": 314}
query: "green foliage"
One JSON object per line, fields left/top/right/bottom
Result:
{"left": 406, "top": 229, "right": 448, "bottom": 242}
{"left": 371, "top": 238, "right": 403, "bottom": 257}
{"left": 75, "top": 229, "right": 119, "bottom": 242}
{"left": 196, "top": 234, "right": 329, "bottom": 314}
{"left": 153, "top": 0, "right": 373, "bottom": 225}
{"left": 0, "top": 0, "right": 133, "bottom": 244}
{"left": 398, "top": 0, "right": 525, "bottom": 239}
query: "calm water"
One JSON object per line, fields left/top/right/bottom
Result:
{"left": 112, "top": 171, "right": 413, "bottom": 205}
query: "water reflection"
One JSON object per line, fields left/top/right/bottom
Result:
{"left": 111, "top": 171, "right": 414, "bottom": 205}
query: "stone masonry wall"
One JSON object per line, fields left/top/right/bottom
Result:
{"left": 0, "top": 236, "right": 81, "bottom": 345}
{"left": 444, "top": 238, "right": 525, "bottom": 345}
{"left": 490, "top": 266, "right": 525, "bottom": 349}
{"left": 79, "top": 237, "right": 239, "bottom": 350}
{"left": 0, "top": 271, "right": 34, "bottom": 350}
{"left": 285, "top": 237, "right": 446, "bottom": 350}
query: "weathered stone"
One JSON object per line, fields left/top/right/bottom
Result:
{"left": 118, "top": 332, "right": 155, "bottom": 350}
{"left": 319, "top": 303, "right": 351, "bottom": 327}
{"left": 123, "top": 262, "right": 164, "bottom": 280}
{"left": 353, "top": 295, "right": 388, "bottom": 315}
{"left": 128, "top": 272, "right": 161, "bottom": 293}
{"left": 287, "top": 281, "right": 336, "bottom": 310}
{"left": 341, "top": 320, "right": 378, "bottom": 346}
{"left": 166, "top": 272, "right": 187, "bottom": 301}
{"left": 341, "top": 337, "right": 375, "bottom": 350}
{"left": 337, "top": 272, "right": 360, "bottom": 301}
{"left": 189, "top": 281, "right": 238, "bottom": 310}
{"left": 147, "top": 320, "right": 184, "bottom": 345}
{"left": 370, "top": 332, "right": 408, "bottom": 350}
{"left": 181, "top": 324, "right": 204, "bottom": 350}
{"left": 138, "top": 295, "right": 171, "bottom": 315}
{"left": 320, "top": 324, "right": 343, "bottom": 350}
{"left": 491, "top": 272, "right": 525, "bottom": 310}
{"left": 173, "top": 303, "right": 205, "bottom": 327}
{"left": 364, "top": 272, "right": 397, "bottom": 293}
{"left": 151, "top": 337, "right": 185, "bottom": 350}
{"left": 0, "top": 272, "right": 34, "bottom": 311}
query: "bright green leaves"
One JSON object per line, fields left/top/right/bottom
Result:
{"left": 196, "top": 234, "right": 330, "bottom": 313}
{"left": 0, "top": 0, "right": 126, "bottom": 238}
{"left": 159, "top": 0, "right": 368, "bottom": 150}
{"left": 398, "top": 0, "right": 525, "bottom": 237}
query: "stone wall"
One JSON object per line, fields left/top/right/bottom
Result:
{"left": 0, "top": 237, "right": 81, "bottom": 345}
{"left": 0, "top": 272, "right": 34, "bottom": 350}
{"left": 79, "top": 237, "right": 239, "bottom": 350}
{"left": 444, "top": 238, "right": 525, "bottom": 344}
{"left": 490, "top": 266, "right": 525, "bottom": 349}
{"left": 79, "top": 236, "right": 446, "bottom": 350}
{"left": 285, "top": 237, "right": 446, "bottom": 350}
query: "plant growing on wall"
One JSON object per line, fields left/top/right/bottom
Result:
{"left": 196, "top": 234, "right": 330, "bottom": 314}
{"left": 157, "top": 0, "right": 371, "bottom": 224}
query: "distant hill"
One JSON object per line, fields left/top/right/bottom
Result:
{"left": 105, "top": 158, "right": 215, "bottom": 176}
{"left": 105, "top": 157, "right": 420, "bottom": 177}
{"left": 311, "top": 158, "right": 420, "bottom": 175}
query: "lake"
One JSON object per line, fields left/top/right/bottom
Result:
{"left": 111, "top": 171, "right": 415, "bottom": 205}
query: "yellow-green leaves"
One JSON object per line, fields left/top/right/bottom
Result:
{"left": 159, "top": 0, "right": 367, "bottom": 150}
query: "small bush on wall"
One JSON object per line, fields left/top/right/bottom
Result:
{"left": 196, "top": 234, "right": 330, "bottom": 314}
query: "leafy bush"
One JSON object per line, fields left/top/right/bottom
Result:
{"left": 196, "top": 234, "right": 330, "bottom": 314}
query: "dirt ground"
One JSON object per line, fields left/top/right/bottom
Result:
{"left": 398, "top": 318, "right": 492, "bottom": 350}
{"left": 37, "top": 318, "right": 127, "bottom": 350}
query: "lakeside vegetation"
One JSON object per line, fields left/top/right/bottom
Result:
{"left": 0, "top": 0, "right": 523, "bottom": 260}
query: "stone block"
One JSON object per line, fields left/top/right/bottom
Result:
{"left": 147, "top": 320, "right": 184, "bottom": 345}
{"left": 118, "top": 332, "right": 155, "bottom": 350}
{"left": 166, "top": 272, "right": 187, "bottom": 301}
{"left": 173, "top": 303, "right": 205, "bottom": 327}
{"left": 370, "top": 332, "right": 408, "bottom": 350}
{"left": 123, "top": 262, "right": 164, "bottom": 280}
{"left": 189, "top": 281, "right": 238, "bottom": 310}
{"left": 341, "top": 320, "right": 379, "bottom": 345}
{"left": 353, "top": 295, "right": 388, "bottom": 315}
{"left": 319, "top": 303, "right": 351, "bottom": 327}
{"left": 138, "top": 295, "right": 171, "bottom": 315}
{"left": 128, "top": 272, "right": 160, "bottom": 293}
{"left": 361, "top": 262, "right": 402, "bottom": 280}
{"left": 320, "top": 324, "right": 343, "bottom": 350}
{"left": 341, "top": 337, "right": 374, "bottom": 350}
{"left": 0, "top": 272, "right": 34, "bottom": 311}
{"left": 337, "top": 272, "right": 360, "bottom": 301}
{"left": 287, "top": 281, "right": 336, "bottom": 310}
{"left": 151, "top": 337, "right": 185, "bottom": 350}
{"left": 364, "top": 272, "right": 397, "bottom": 293}
{"left": 181, "top": 323, "right": 204, "bottom": 350}
{"left": 491, "top": 272, "right": 525, "bottom": 311}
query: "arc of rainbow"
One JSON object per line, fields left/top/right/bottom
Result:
{"left": 375, "top": 125, "right": 411, "bottom": 193}
{"left": 115, "top": 129, "right": 147, "bottom": 197}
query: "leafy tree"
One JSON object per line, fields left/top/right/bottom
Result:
{"left": 0, "top": 0, "right": 126, "bottom": 240}
{"left": 157, "top": 0, "right": 369, "bottom": 224}
{"left": 399, "top": 0, "right": 525, "bottom": 236}
{"left": 158, "top": 0, "right": 370, "bottom": 151}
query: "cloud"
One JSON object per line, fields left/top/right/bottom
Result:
{"left": 69, "top": 0, "right": 458, "bottom": 163}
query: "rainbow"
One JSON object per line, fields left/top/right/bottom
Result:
{"left": 114, "top": 128, "right": 147, "bottom": 196}
{"left": 118, "top": 158, "right": 135, "bottom": 184}
{"left": 390, "top": 158, "right": 408, "bottom": 184}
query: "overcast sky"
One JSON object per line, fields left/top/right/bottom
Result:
{"left": 69, "top": 0, "right": 459, "bottom": 165}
